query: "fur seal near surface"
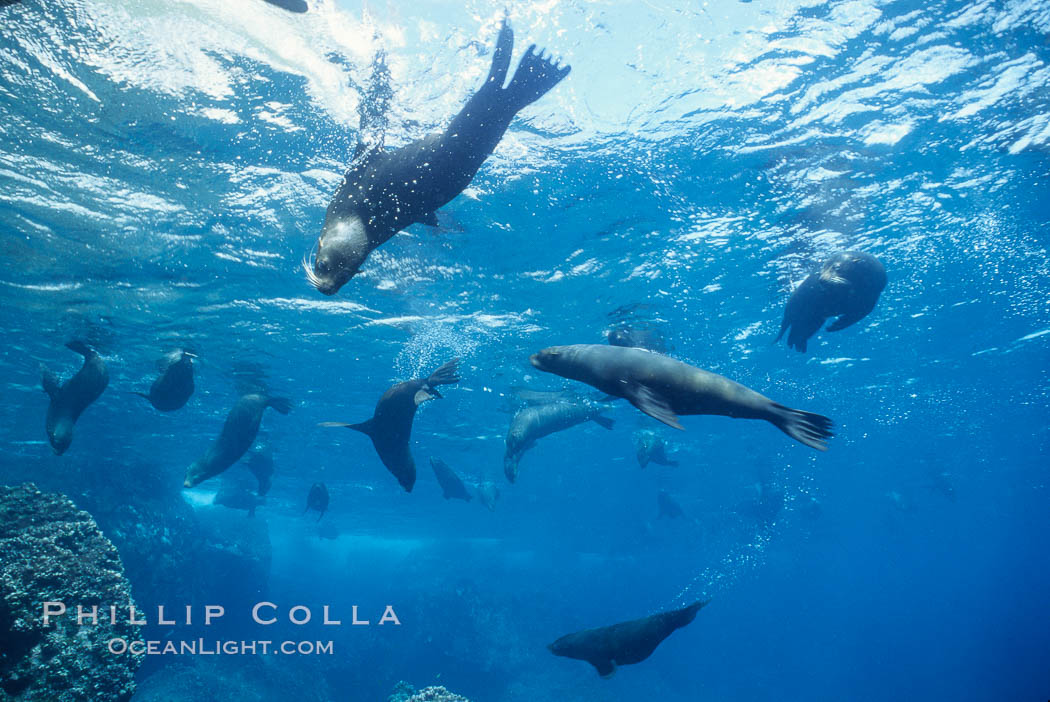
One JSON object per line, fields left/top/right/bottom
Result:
{"left": 777, "top": 250, "right": 886, "bottom": 352}
{"left": 635, "top": 430, "right": 678, "bottom": 468}
{"left": 549, "top": 600, "right": 709, "bottom": 678}
{"left": 320, "top": 359, "right": 460, "bottom": 492}
{"left": 183, "top": 393, "right": 291, "bottom": 488}
{"left": 530, "top": 344, "right": 833, "bottom": 451}
{"left": 430, "top": 458, "right": 472, "bottom": 502}
{"left": 41, "top": 341, "right": 109, "bottom": 455}
{"left": 136, "top": 349, "right": 194, "bottom": 411}
{"left": 504, "top": 399, "right": 614, "bottom": 483}
{"left": 262, "top": 0, "right": 307, "bottom": 12}
{"left": 305, "top": 482, "right": 329, "bottom": 520}
{"left": 306, "top": 19, "right": 570, "bottom": 295}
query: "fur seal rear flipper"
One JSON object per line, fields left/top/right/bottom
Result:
{"left": 549, "top": 600, "right": 709, "bottom": 677}
{"left": 183, "top": 393, "right": 291, "bottom": 488}
{"left": 307, "top": 20, "right": 570, "bottom": 295}
{"left": 430, "top": 457, "right": 472, "bottom": 502}
{"left": 320, "top": 359, "right": 460, "bottom": 492}
{"left": 530, "top": 344, "right": 833, "bottom": 450}
{"left": 136, "top": 349, "right": 194, "bottom": 411}
{"left": 41, "top": 341, "right": 109, "bottom": 455}
{"left": 776, "top": 250, "right": 886, "bottom": 352}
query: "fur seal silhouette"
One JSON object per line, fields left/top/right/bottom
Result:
{"left": 136, "top": 349, "right": 194, "bottom": 411}
{"left": 183, "top": 393, "right": 291, "bottom": 488}
{"left": 305, "top": 482, "right": 329, "bottom": 520}
{"left": 607, "top": 326, "right": 668, "bottom": 353}
{"left": 214, "top": 482, "right": 263, "bottom": 517}
{"left": 548, "top": 600, "right": 709, "bottom": 678}
{"left": 477, "top": 481, "right": 500, "bottom": 512}
{"left": 320, "top": 359, "right": 460, "bottom": 492}
{"left": 41, "top": 341, "right": 109, "bottom": 455}
{"left": 430, "top": 457, "right": 472, "bottom": 502}
{"left": 776, "top": 250, "right": 886, "bottom": 352}
{"left": 306, "top": 19, "right": 570, "bottom": 295}
{"left": 657, "top": 490, "right": 684, "bottom": 519}
{"left": 530, "top": 344, "right": 833, "bottom": 451}
{"left": 635, "top": 430, "right": 678, "bottom": 468}
{"left": 504, "top": 399, "right": 614, "bottom": 482}
{"left": 246, "top": 447, "right": 274, "bottom": 496}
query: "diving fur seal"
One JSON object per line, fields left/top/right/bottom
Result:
{"left": 183, "top": 393, "right": 292, "bottom": 488}
{"left": 504, "top": 399, "right": 614, "bottom": 483}
{"left": 776, "top": 250, "right": 886, "bottom": 352}
{"left": 548, "top": 599, "right": 709, "bottom": 678}
{"left": 136, "top": 349, "right": 194, "bottom": 411}
{"left": 320, "top": 359, "right": 460, "bottom": 492}
{"left": 41, "top": 341, "right": 109, "bottom": 455}
{"left": 530, "top": 344, "right": 833, "bottom": 451}
{"left": 305, "top": 482, "right": 329, "bottom": 520}
{"left": 306, "top": 19, "right": 570, "bottom": 295}
{"left": 430, "top": 457, "right": 472, "bottom": 502}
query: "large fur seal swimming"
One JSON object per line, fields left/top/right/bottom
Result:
{"left": 548, "top": 600, "right": 709, "bottom": 678}
{"left": 504, "top": 399, "right": 614, "bottom": 482}
{"left": 530, "top": 344, "right": 833, "bottom": 451}
{"left": 306, "top": 19, "right": 570, "bottom": 295}
{"left": 136, "top": 349, "right": 194, "bottom": 411}
{"left": 183, "top": 393, "right": 292, "bottom": 488}
{"left": 430, "top": 457, "right": 472, "bottom": 502}
{"left": 776, "top": 250, "right": 886, "bottom": 352}
{"left": 320, "top": 359, "right": 460, "bottom": 492}
{"left": 41, "top": 341, "right": 109, "bottom": 455}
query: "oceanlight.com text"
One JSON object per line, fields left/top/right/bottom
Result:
{"left": 107, "top": 638, "right": 334, "bottom": 656}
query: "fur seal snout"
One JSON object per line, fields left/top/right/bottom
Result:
{"left": 776, "top": 250, "right": 886, "bottom": 352}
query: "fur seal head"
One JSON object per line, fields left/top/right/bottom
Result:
{"left": 305, "top": 215, "right": 370, "bottom": 296}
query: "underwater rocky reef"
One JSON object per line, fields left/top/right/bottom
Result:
{"left": 388, "top": 682, "right": 471, "bottom": 702}
{"left": 0, "top": 483, "right": 140, "bottom": 702}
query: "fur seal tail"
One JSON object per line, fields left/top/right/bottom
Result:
{"left": 767, "top": 402, "right": 833, "bottom": 451}
{"left": 266, "top": 397, "right": 293, "bottom": 415}
{"left": 504, "top": 43, "right": 571, "bottom": 111}
{"left": 485, "top": 19, "right": 514, "bottom": 89}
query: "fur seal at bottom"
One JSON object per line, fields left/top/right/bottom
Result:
{"left": 320, "top": 359, "right": 460, "bottom": 492}
{"left": 183, "top": 393, "right": 291, "bottom": 488}
{"left": 530, "top": 344, "right": 833, "bottom": 451}
{"left": 41, "top": 341, "right": 109, "bottom": 455}
{"left": 776, "top": 250, "right": 886, "bottom": 352}
{"left": 549, "top": 599, "right": 709, "bottom": 678}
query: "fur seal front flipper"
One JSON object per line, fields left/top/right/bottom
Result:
{"left": 548, "top": 600, "right": 709, "bottom": 677}
{"left": 307, "top": 20, "right": 570, "bottom": 295}
{"left": 41, "top": 341, "right": 109, "bottom": 455}
{"left": 183, "top": 393, "right": 291, "bottom": 488}
{"left": 320, "top": 359, "right": 460, "bottom": 492}
{"left": 530, "top": 344, "right": 833, "bottom": 450}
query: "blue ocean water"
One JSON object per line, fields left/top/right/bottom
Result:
{"left": 1, "top": 0, "right": 1048, "bottom": 700}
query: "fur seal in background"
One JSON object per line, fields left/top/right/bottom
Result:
{"left": 41, "top": 341, "right": 109, "bottom": 455}
{"left": 477, "top": 481, "right": 500, "bottom": 512}
{"left": 504, "top": 399, "right": 614, "bottom": 483}
{"left": 262, "top": 0, "right": 306, "bottom": 12}
{"left": 430, "top": 457, "right": 472, "bottom": 502}
{"left": 320, "top": 359, "right": 460, "bottom": 492}
{"left": 530, "top": 344, "right": 833, "bottom": 451}
{"left": 548, "top": 600, "right": 709, "bottom": 678}
{"left": 136, "top": 349, "right": 194, "bottom": 411}
{"left": 214, "top": 483, "right": 263, "bottom": 518}
{"left": 246, "top": 447, "right": 274, "bottom": 496}
{"left": 657, "top": 490, "right": 684, "bottom": 519}
{"left": 607, "top": 326, "right": 668, "bottom": 353}
{"left": 183, "top": 393, "right": 292, "bottom": 488}
{"left": 635, "top": 430, "right": 678, "bottom": 468}
{"left": 776, "top": 250, "right": 886, "bottom": 352}
{"left": 305, "top": 482, "right": 329, "bottom": 520}
{"left": 306, "top": 19, "right": 570, "bottom": 295}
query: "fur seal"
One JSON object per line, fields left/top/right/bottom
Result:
{"left": 136, "top": 349, "right": 194, "bottom": 411}
{"left": 504, "top": 399, "right": 614, "bottom": 483}
{"left": 246, "top": 447, "right": 274, "bottom": 496}
{"left": 320, "top": 359, "right": 460, "bottom": 492}
{"left": 776, "top": 250, "right": 886, "bottom": 352}
{"left": 656, "top": 490, "right": 684, "bottom": 519}
{"left": 635, "top": 430, "right": 678, "bottom": 468}
{"left": 214, "top": 482, "right": 263, "bottom": 517}
{"left": 305, "top": 482, "right": 329, "bottom": 520}
{"left": 529, "top": 344, "right": 833, "bottom": 451}
{"left": 41, "top": 341, "right": 109, "bottom": 455}
{"left": 548, "top": 600, "right": 709, "bottom": 678}
{"left": 306, "top": 19, "right": 570, "bottom": 295}
{"left": 477, "top": 481, "right": 500, "bottom": 512}
{"left": 607, "top": 326, "right": 668, "bottom": 353}
{"left": 430, "top": 457, "right": 472, "bottom": 502}
{"left": 183, "top": 393, "right": 292, "bottom": 488}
